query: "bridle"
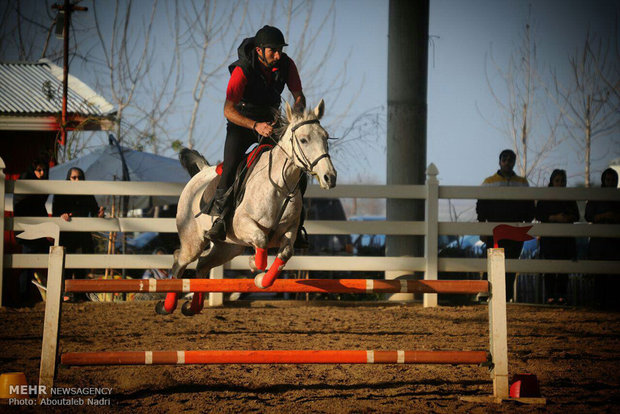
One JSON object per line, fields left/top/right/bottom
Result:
{"left": 288, "top": 119, "right": 331, "bottom": 173}
{"left": 264, "top": 117, "right": 330, "bottom": 240}
{"left": 267, "top": 117, "right": 330, "bottom": 196}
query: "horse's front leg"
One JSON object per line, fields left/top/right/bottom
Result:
{"left": 234, "top": 216, "right": 270, "bottom": 273}
{"left": 255, "top": 228, "right": 295, "bottom": 289}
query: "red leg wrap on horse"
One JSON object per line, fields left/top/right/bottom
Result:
{"left": 262, "top": 257, "right": 286, "bottom": 288}
{"left": 164, "top": 292, "right": 178, "bottom": 313}
{"left": 190, "top": 292, "right": 203, "bottom": 314}
{"left": 255, "top": 248, "right": 267, "bottom": 270}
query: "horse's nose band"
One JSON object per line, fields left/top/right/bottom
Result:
{"left": 290, "top": 119, "right": 331, "bottom": 173}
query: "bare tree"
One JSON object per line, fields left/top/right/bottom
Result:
{"left": 174, "top": 0, "right": 379, "bottom": 173}
{"left": 0, "top": 1, "right": 62, "bottom": 61}
{"left": 482, "top": 17, "right": 564, "bottom": 183}
{"left": 182, "top": 0, "right": 248, "bottom": 150}
{"left": 3, "top": 0, "right": 381, "bottom": 180}
{"left": 552, "top": 31, "right": 620, "bottom": 187}
{"left": 0, "top": 1, "right": 117, "bottom": 162}
{"left": 90, "top": 0, "right": 158, "bottom": 148}
{"left": 592, "top": 18, "right": 620, "bottom": 105}
{"left": 272, "top": 0, "right": 375, "bottom": 175}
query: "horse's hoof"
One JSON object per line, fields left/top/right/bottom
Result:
{"left": 254, "top": 273, "right": 266, "bottom": 289}
{"left": 181, "top": 301, "right": 196, "bottom": 316}
{"left": 155, "top": 301, "right": 172, "bottom": 315}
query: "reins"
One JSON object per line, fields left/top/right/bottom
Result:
{"left": 265, "top": 117, "right": 329, "bottom": 242}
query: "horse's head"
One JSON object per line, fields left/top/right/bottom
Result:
{"left": 282, "top": 99, "right": 337, "bottom": 189}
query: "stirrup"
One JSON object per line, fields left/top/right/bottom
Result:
{"left": 294, "top": 226, "right": 309, "bottom": 249}
{"left": 198, "top": 188, "right": 229, "bottom": 218}
{"left": 206, "top": 217, "right": 227, "bottom": 241}
{"left": 209, "top": 189, "right": 228, "bottom": 215}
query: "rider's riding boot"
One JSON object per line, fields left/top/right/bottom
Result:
{"left": 205, "top": 188, "right": 229, "bottom": 241}
{"left": 204, "top": 188, "right": 228, "bottom": 216}
{"left": 293, "top": 204, "right": 309, "bottom": 249}
{"left": 294, "top": 226, "right": 309, "bottom": 249}
{"left": 207, "top": 217, "right": 227, "bottom": 241}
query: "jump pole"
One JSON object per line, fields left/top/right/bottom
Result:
{"left": 40, "top": 251, "right": 508, "bottom": 401}
{"left": 486, "top": 248, "right": 509, "bottom": 400}
{"left": 15, "top": 223, "right": 64, "bottom": 400}
{"left": 61, "top": 350, "right": 489, "bottom": 365}
{"left": 38, "top": 246, "right": 65, "bottom": 400}
{"left": 64, "top": 278, "right": 489, "bottom": 295}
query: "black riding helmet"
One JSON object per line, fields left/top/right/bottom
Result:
{"left": 254, "top": 25, "right": 288, "bottom": 49}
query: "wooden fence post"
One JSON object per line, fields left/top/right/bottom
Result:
{"left": 424, "top": 163, "right": 439, "bottom": 307}
{"left": 209, "top": 265, "right": 224, "bottom": 306}
{"left": 487, "top": 248, "right": 509, "bottom": 399}
{"left": 0, "top": 157, "right": 5, "bottom": 307}
{"left": 38, "top": 245, "right": 65, "bottom": 399}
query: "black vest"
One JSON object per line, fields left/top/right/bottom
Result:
{"left": 228, "top": 37, "right": 290, "bottom": 121}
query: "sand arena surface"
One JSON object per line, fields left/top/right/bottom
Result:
{"left": 0, "top": 300, "right": 619, "bottom": 413}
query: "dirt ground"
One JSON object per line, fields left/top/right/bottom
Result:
{"left": 0, "top": 299, "right": 619, "bottom": 413}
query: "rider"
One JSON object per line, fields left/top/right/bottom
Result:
{"left": 206, "top": 25, "right": 308, "bottom": 247}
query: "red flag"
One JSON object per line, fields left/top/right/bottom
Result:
{"left": 492, "top": 224, "right": 534, "bottom": 248}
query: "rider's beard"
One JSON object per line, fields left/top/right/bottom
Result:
{"left": 259, "top": 54, "right": 278, "bottom": 69}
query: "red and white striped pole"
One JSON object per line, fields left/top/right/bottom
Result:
{"left": 65, "top": 278, "right": 488, "bottom": 295}
{"left": 62, "top": 350, "right": 489, "bottom": 366}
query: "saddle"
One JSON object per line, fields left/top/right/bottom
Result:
{"left": 199, "top": 144, "right": 274, "bottom": 216}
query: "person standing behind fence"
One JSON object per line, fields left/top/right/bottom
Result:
{"left": 141, "top": 248, "right": 170, "bottom": 280}
{"left": 13, "top": 157, "right": 51, "bottom": 306}
{"left": 585, "top": 168, "right": 620, "bottom": 310}
{"left": 132, "top": 248, "right": 171, "bottom": 301}
{"left": 535, "top": 169, "right": 579, "bottom": 305}
{"left": 52, "top": 168, "right": 104, "bottom": 300}
{"left": 476, "top": 149, "right": 535, "bottom": 302}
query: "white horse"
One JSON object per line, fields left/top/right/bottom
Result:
{"left": 157, "top": 100, "right": 337, "bottom": 315}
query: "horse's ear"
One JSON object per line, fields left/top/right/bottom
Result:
{"left": 313, "top": 99, "right": 325, "bottom": 120}
{"left": 285, "top": 101, "right": 294, "bottom": 122}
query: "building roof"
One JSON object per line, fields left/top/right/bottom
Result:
{"left": 0, "top": 59, "right": 115, "bottom": 131}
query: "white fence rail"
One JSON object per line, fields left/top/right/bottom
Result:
{"left": 2, "top": 158, "right": 620, "bottom": 308}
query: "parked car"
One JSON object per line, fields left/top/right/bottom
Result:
{"left": 349, "top": 216, "right": 385, "bottom": 256}
{"left": 115, "top": 231, "right": 180, "bottom": 255}
{"left": 304, "top": 198, "right": 351, "bottom": 254}
{"left": 441, "top": 235, "right": 487, "bottom": 258}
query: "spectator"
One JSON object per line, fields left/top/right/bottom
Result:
{"left": 13, "top": 157, "right": 51, "bottom": 306}
{"left": 535, "top": 169, "right": 579, "bottom": 305}
{"left": 52, "top": 167, "right": 105, "bottom": 301}
{"left": 476, "top": 149, "right": 535, "bottom": 302}
{"left": 141, "top": 248, "right": 170, "bottom": 280}
{"left": 585, "top": 168, "right": 620, "bottom": 309}
{"left": 131, "top": 248, "right": 170, "bottom": 301}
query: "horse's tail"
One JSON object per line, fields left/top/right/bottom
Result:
{"left": 179, "top": 147, "right": 210, "bottom": 177}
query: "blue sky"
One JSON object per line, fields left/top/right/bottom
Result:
{"left": 156, "top": 0, "right": 616, "bottom": 187}
{"left": 8, "top": 0, "right": 617, "bottom": 187}
{"left": 320, "top": 0, "right": 619, "bottom": 186}
{"left": 426, "top": 0, "right": 619, "bottom": 186}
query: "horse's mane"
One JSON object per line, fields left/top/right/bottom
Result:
{"left": 273, "top": 108, "right": 319, "bottom": 141}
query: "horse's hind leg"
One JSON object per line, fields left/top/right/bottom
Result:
{"left": 181, "top": 242, "right": 245, "bottom": 316}
{"left": 171, "top": 237, "right": 208, "bottom": 279}
{"left": 156, "top": 235, "right": 208, "bottom": 315}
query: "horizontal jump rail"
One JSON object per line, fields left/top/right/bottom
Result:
{"left": 61, "top": 350, "right": 490, "bottom": 366}
{"left": 64, "top": 278, "right": 489, "bottom": 294}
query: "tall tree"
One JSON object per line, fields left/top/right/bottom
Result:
{"left": 182, "top": 0, "right": 248, "bottom": 150}
{"left": 91, "top": 0, "right": 170, "bottom": 148}
{"left": 274, "top": 0, "right": 372, "bottom": 172}
{"left": 0, "top": 1, "right": 62, "bottom": 61}
{"left": 1, "top": 0, "right": 379, "bottom": 176}
{"left": 483, "top": 18, "right": 564, "bottom": 183}
{"left": 552, "top": 31, "right": 620, "bottom": 187}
